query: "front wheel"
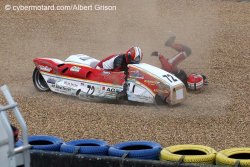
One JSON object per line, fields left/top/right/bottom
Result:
{"left": 32, "top": 68, "right": 50, "bottom": 91}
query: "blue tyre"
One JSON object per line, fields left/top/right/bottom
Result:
{"left": 15, "top": 140, "right": 23, "bottom": 147}
{"left": 60, "top": 139, "right": 109, "bottom": 155}
{"left": 108, "top": 141, "right": 162, "bottom": 160}
{"left": 17, "top": 135, "right": 63, "bottom": 151}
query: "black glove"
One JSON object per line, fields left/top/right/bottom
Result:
{"left": 151, "top": 51, "right": 159, "bottom": 56}
{"left": 202, "top": 74, "right": 208, "bottom": 85}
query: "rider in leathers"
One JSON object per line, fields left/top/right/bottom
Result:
{"left": 152, "top": 36, "right": 207, "bottom": 88}
{"left": 96, "top": 46, "right": 143, "bottom": 99}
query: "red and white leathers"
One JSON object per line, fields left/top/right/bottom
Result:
{"left": 96, "top": 47, "right": 143, "bottom": 99}
{"left": 155, "top": 39, "right": 207, "bottom": 90}
{"left": 96, "top": 54, "right": 127, "bottom": 72}
{"left": 158, "top": 43, "right": 192, "bottom": 74}
{"left": 96, "top": 46, "right": 143, "bottom": 72}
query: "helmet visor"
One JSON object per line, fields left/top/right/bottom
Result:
{"left": 130, "top": 56, "right": 141, "bottom": 64}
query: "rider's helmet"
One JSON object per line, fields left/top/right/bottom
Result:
{"left": 187, "top": 73, "right": 204, "bottom": 90}
{"left": 125, "top": 47, "right": 143, "bottom": 64}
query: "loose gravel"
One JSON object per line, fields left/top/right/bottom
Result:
{"left": 0, "top": 0, "right": 249, "bottom": 151}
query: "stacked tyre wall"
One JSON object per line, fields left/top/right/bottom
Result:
{"left": 17, "top": 135, "right": 250, "bottom": 167}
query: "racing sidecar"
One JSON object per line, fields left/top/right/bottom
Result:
{"left": 32, "top": 54, "right": 186, "bottom": 105}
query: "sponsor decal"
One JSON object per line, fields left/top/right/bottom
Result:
{"left": 144, "top": 80, "right": 160, "bottom": 85}
{"left": 154, "top": 89, "right": 169, "bottom": 94}
{"left": 51, "top": 84, "right": 72, "bottom": 91}
{"left": 38, "top": 65, "right": 52, "bottom": 72}
{"left": 105, "top": 87, "right": 119, "bottom": 96}
{"left": 70, "top": 66, "right": 81, "bottom": 72}
{"left": 106, "top": 87, "right": 116, "bottom": 92}
{"left": 47, "top": 78, "right": 56, "bottom": 84}
{"left": 64, "top": 81, "right": 78, "bottom": 88}
{"left": 133, "top": 94, "right": 152, "bottom": 101}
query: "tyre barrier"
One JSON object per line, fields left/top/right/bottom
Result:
{"left": 30, "top": 150, "right": 218, "bottom": 167}
{"left": 16, "top": 135, "right": 250, "bottom": 166}
{"left": 16, "top": 135, "right": 63, "bottom": 151}
{"left": 160, "top": 144, "right": 217, "bottom": 164}
{"left": 60, "top": 139, "right": 109, "bottom": 155}
{"left": 108, "top": 141, "right": 162, "bottom": 160}
{"left": 216, "top": 148, "right": 250, "bottom": 167}
{"left": 15, "top": 140, "right": 23, "bottom": 147}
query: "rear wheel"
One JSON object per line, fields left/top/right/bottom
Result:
{"left": 32, "top": 68, "right": 50, "bottom": 91}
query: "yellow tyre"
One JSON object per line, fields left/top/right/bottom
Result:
{"left": 160, "top": 144, "right": 216, "bottom": 164}
{"left": 216, "top": 148, "right": 250, "bottom": 167}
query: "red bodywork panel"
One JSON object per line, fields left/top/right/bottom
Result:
{"left": 33, "top": 58, "right": 125, "bottom": 86}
